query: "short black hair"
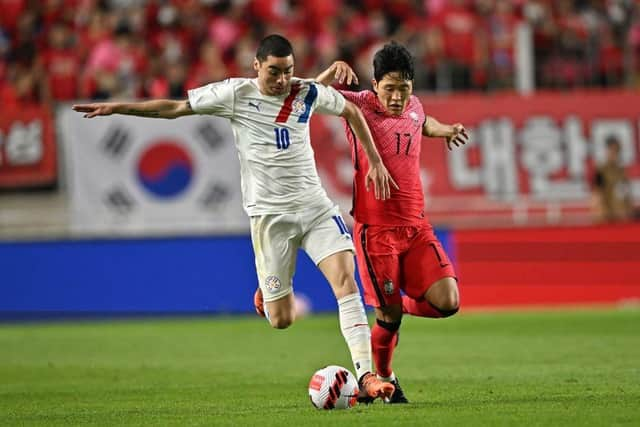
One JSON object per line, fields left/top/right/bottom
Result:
{"left": 373, "top": 42, "right": 414, "bottom": 82}
{"left": 256, "top": 34, "right": 294, "bottom": 62}
{"left": 606, "top": 136, "right": 621, "bottom": 149}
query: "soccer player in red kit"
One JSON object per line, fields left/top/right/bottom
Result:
{"left": 317, "top": 42, "right": 468, "bottom": 403}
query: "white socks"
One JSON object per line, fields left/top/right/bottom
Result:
{"left": 337, "top": 293, "right": 372, "bottom": 379}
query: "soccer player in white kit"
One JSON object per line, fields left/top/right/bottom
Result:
{"left": 73, "top": 34, "right": 396, "bottom": 402}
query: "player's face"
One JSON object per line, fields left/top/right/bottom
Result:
{"left": 372, "top": 72, "right": 413, "bottom": 116}
{"left": 254, "top": 55, "right": 295, "bottom": 96}
{"left": 606, "top": 142, "right": 621, "bottom": 163}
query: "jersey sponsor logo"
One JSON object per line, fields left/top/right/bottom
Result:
{"left": 264, "top": 275, "right": 282, "bottom": 292}
{"left": 248, "top": 101, "right": 261, "bottom": 112}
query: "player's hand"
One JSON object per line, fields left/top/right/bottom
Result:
{"left": 446, "top": 123, "right": 468, "bottom": 150}
{"left": 366, "top": 161, "right": 399, "bottom": 200}
{"left": 331, "top": 61, "right": 359, "bottom": 86}
{"left": 72, "top": 103, "right": 115, "bottom": 118}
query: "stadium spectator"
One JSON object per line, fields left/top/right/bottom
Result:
{"left": 42, "top": 22, "right": 80, "bottom": 101}
{"left": 1, "top": 0, "right": 639, "bottom": 104}
{"left": 187, "top": 41, "right": 228, "bottom": 89}
{"left": 84, "top": 21, "right": 148, "bottom": 99}
{"left": 1, "top": 7, "right": 49, "bottom": 107}
{"left": 146, "top": 60, "right": 188, "bottom": 99}
{"left": 149, "top": 2, "right": 191, "bottom": 64}
{"left": 429, "top": 0, "right": 479, "bottom": 90}
{"left": 485, "top": 0, "right": 519, "bottom": 89}
{"left": 592, "top": 136, "right": 634, "bottom": 222}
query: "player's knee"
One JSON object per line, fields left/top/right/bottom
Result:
{"left": 332, "top": 273, "right": 359, "bottom": 299}
{"left": 319, "top": 252, "right": 358, "bottom": 299}
{"left": 427, "top": 279, "right": 459, "bottom": 313}
{"left": 266, "top": 304, "right": 295, "bottom": 329}
{"left": 269, "top": 314, "right": 294, "bottom": 329}
{"left": 434, "top": 294, "right": 459, "bottom": 316}
{"left": 433, "top": 303, "right": 459, "bottom": 318}
{"left": 439, "top": 290, "right": 459, "bottom": 312}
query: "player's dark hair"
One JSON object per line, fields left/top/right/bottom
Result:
{"left": 606, "top": 136, "right": 621, "bottom": 149}
{"left": 373, "top": 41, "right": 414, "bottom": 82}
{"left": 256, "top": 34, "right": 294, "bottom": 62}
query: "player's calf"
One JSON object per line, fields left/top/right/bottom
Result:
{"left": 264, "top": 292, "right": 297, "bottom": 329}
{"left": 424, "top": 277, "right": 459, "bottom": 309}
{"left": 269, "top": 316, "right": 294, "bottom": 329}
{"left": 403, "top": 276, "right": 460, "bottom": 318}
{"left": 254, "top": 288, "right": 296, "bottom": 328}
{"left": 401, "top": 295, "right": 459, "bottom": 318}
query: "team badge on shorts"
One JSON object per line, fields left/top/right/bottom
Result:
{"left": 264, "top": 275, "right": 282, "bottom": 293}
{"left": 383, "top": 279, "right": 394, "bottom": 295}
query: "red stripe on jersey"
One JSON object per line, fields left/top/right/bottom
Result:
{"left": 275, "top": 84, "right": 302, "bottom": 123}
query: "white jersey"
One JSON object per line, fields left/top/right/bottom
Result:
{"left": 188, "top": 77, "right": 346, "bottom": 216}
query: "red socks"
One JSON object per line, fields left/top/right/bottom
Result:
{"left": 371, "top": 319, "right": 400, "bottom": 378}
{"left": 372, "top": 296, "right": 460, "bottom": 377}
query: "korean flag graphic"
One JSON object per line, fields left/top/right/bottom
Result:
{"left": 60, "top": 110, "right": 248, "bottom": 236}
{"left": 136, "top": 141, "right": 193, "bottom": 198}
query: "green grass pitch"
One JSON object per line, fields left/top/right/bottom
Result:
{"left": 1, "top": 308, "right": 639, "bottom": 426}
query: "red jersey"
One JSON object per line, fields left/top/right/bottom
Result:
{"left": 43, "top": 49, "right": 80, "bottom": 101}
{"left": 341, "top": 90, "right": 427, "bottom": 226}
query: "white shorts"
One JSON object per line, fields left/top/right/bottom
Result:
{"left": 250, "top": 204, "right": 355, "bottom": 302}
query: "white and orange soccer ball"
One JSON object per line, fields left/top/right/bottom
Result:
{"left": 308, "top": 365, "right": 359, "bottom": 410}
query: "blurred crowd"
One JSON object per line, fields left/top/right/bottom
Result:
{"left": 1, "top": 0, "right": 640, "bottom": 108}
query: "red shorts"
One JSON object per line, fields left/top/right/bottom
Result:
{"left": 353, "top": 221, "right": 457, "bottom": 308}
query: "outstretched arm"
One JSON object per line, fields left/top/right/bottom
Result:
{"left": 72, "top": 99, "right": 195, "bottom": 119}
{"left": 423, "top": 116, "right": 469, "bottom": 150}
{"left": 341, "top": 100, "right": 399, "bottom": 200}
{"left": 315, "top": 61, "right": 359, "bottom": 87}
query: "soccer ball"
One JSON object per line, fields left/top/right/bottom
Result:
{"left": 308, "top": 365, "right": 359, "bottom": 410}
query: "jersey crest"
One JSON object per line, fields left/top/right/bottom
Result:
{"left": 275, "top": 83, "right": 318, "bottom": 124}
